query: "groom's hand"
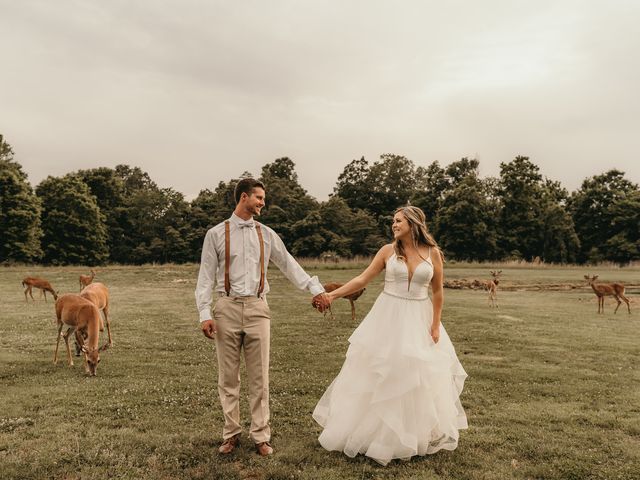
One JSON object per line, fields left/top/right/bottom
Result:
{"left": 312, "top": 293, "right": 330, "bottom": 312}
{"left": 201, "top": 319, "right": 217, "bottom": 340}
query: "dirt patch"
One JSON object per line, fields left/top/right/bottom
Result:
{"left": 497, "top": 315, "right": 524, "bottom": 322}
{"left": 444, "top": 280, "right": 640, "bottom": 292}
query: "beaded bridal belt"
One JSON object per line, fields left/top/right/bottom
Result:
{"left": 382, "top": 290, "right": 429, "bottom": 301}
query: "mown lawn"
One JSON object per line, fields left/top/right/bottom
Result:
{"left": 1, "top": 263, "right": 638, "bottom": 480}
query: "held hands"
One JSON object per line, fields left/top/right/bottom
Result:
{"left": 430, "top": 323, "right": 440, "bottom": 344}
{"left": 201, "top": 319, "right": 217, "bottom": 340}
{"left": 311, "top": 293, "right": 331, "bottom": 313}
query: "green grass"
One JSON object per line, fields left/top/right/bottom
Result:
{"left": 1, "top": 263, "right": 639, "bottom": 480}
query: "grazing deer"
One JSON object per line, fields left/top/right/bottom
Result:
{"left": 75, "top": 282, "right": 112, "bottom": 354}
{"left": 79, "top": 268, "right": 96, "bottom": 291}
{"left": 54, "top": 294, "right": 107, "bottom": 376}
{"left": 322, "top": 282, "right": 366, "bottom": 321}
{"left": 487, "top": 270, "right": 502, "bottom": 308}
{"left": 584, "top": 275, "right": 631, "bottom": 314}
{"left": 22, "top": 277, "right": 58, "bottom": 302}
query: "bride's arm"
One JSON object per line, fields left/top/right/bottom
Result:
{"left": 429, "top": 248, "right": 444, "bottom": 342}
{"left": 325, "top": 244, "right": 393, "bottom": 303}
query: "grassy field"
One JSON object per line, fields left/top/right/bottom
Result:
{"left": 1, "top": 263, "right": 639, "bottom": 480}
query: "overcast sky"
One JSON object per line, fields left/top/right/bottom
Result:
{"left": 1, "top": 0, "right": 639, "bottom": 200}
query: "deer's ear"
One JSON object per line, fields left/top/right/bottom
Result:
{"left": 584, "top": 275, "right": 589, "bottom": 279}
{"left": 594, "top": 275, "right": 599, "bottom": 279}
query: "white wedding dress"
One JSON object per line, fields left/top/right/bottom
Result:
{"left": 313, "top": 252, "right": 468, "bottom": 465}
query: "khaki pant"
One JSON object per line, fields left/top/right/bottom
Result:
{"left": 213, "top": 295, "right": 271, "bottom": 443}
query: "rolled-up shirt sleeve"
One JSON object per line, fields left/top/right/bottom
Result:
{"left": 195, "top": 229, "right": 219, "bottom": 322}
{"left": 268, "top": 228, "right": 324, "bottom": 296}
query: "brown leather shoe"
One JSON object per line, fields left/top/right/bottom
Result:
{"left": 218, "top": 434, "right": 240, "bottom": 454}
{"left": 255, "top": 441, "right": 273, "bottom": 456}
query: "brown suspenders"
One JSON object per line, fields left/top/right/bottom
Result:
{"left": 255, "top": 225, "right": 265, "bottom": 297}
{"left": 224, "top": 221, "right": 231, "bottom": 295}
{"left": 223, "top": 220, "right": 265, "bottom": 297}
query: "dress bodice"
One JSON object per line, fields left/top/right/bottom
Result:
{"left": 383, "top": 253, "right": 433, "bottom": 300}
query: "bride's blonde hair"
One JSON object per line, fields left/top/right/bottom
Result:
{"left": 393, "top": 206, "right": 443, "bottom": 262}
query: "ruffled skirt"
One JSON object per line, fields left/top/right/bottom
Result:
{"left": 313, "top": 291, "right": 468, "bottom": 465}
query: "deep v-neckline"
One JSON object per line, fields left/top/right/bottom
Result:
{"left": 394, "top": 253, "right": 431, "bottom": 290}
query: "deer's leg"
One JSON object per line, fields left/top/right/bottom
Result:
{"left": 62, "top": 327, "right": 75, "bottom": 366}
{"left": 74, "top": 330, "right": 89, "bottom": 373}
{"left": 614, "top": 295, "right": 622, "bottom": 314}
{"left": 74, "top": 329, "right": 86, "bottom": 357}
{"left": 54, "top": 322, "right": 64, "bottom": 364}
{"left": 104, "top": 306, "right": 113, "bottom": 345}
{"left": 24, "top": 287, "right": 29, "bottom": 302}
{"left": 103, "top": 303, "right": 113, "bottom": 346}
{"left": 620, "top": 294, "right": 631, "bottom": 314}
{"left": 350, "top": 300, "right": 356, "bottom": 321}
{"left": 28, "top": 286, "right": 35, "bottom": 302}
{"left": 43, "top": 290, "right": 48, "bottom": 303}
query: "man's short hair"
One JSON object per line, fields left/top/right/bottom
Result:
{"left": 234, "top": 178, "right": 266, "bottom": 204}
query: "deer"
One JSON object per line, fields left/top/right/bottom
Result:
{"left": 22, "top": 277, "right": 59, "bottom": 302}
{"left": 75, "top": 282, "right": 112, "bottom": 355}
{"left": 54, "top": 294, "right": 108, "bottom": 376}
{"left": 584, "top": 275, "right": 631, "bottom": 314}
{"left": 322, "top": 282, "right": 366, "bottom": 321}
{"left": 487, "top": 270, "right": 502, "bottom": 308}
{"left": 79, "top": 268, "right": 96, "bottom": 291}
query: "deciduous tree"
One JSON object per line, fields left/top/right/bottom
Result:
{"left": 0, "top": 135, "right": 43, "bottom": 263}
{"left": 569, "top": 170, "right": 638, "bottom": 264}
{"left": 435, "top": 173, "right": 498, "bottom": 261}
{"left": 259, "top": 157, "right": 318, "bottom": 246}
{"left": 36, "top": 175, "right": 108, "bottom": 265}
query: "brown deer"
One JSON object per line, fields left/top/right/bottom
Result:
{"left": 54, "top": 294, "right": 108, "bottom": 376}
{"left": 323, "top": 282, "right": 366, "bottom": 321}
{"left": 79, "top": 268, "right": 96, "bottom": 291}
{"left": 487, "top": 270, "right": 502, "bottom": 308}
{"left": 584, "top": 275, "right": 631, "bottom": 314}
{"left": 75, "top": 282, "right": 112, "bottom": 354}
{"left": 22, "top": 277, "right": 58, "bottom": 302}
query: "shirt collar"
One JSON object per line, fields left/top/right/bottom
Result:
{"left": 230, "top": 213, "right": 255, "bottom": 228}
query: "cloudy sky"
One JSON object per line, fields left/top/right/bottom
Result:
{"left": 1, "top": 0, "right": 639, "bottom": 200}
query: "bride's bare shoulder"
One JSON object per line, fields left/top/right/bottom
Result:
{"left": 377, "top": 243, "right": 395, "bottom": 262}
{"left": 430, "top": 246, "right": 444, "bottom": 266}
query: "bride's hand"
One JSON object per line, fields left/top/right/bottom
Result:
{"left": 430, "top": 323, "right": 440, "bottom": 344}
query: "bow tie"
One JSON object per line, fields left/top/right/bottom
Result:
{"left": 238, "top": 220, "right": 255, "bottom": 229}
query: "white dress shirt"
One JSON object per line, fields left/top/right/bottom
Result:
{"left": 195, "top": 213, "right": 324, "bottom": 322}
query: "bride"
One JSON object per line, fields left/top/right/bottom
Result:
{"left": 312, "top": 206, "right": 468, "bottom": 465}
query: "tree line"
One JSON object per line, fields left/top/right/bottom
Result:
{"left": 1, "top": 134, "right": 638, "bottom": 266}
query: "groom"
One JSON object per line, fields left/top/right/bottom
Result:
{"left": 195, "top": 178, "right": 329, "bottom": 456}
